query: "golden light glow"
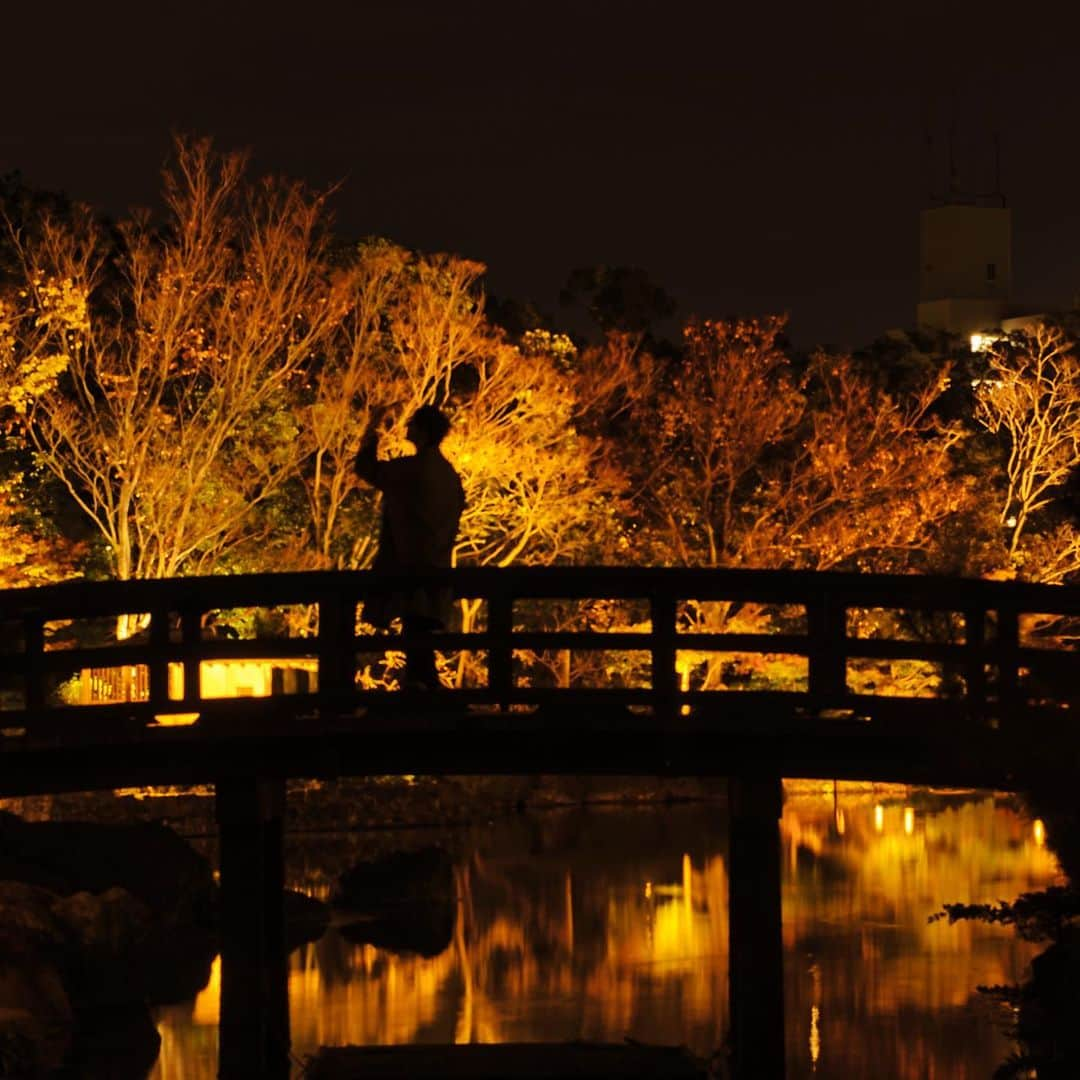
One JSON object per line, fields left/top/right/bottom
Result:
{"left": 903, "top": 807, "right": 915, "bottom": 836}
{"left": 191, "top": 955, "right": 221, "bottom": 1026}
{"left": 151, "top": 713, "right": 200, "bottom": 727}
{"left": 969, "top": 331, "right": 1003, "bottom": 353}
{"left": 682, "top": 853, "right": 693, "bottom": 919}
{"left": 1033, "top": 818, "right": 1046, "bottom": 846}
{"left": 145, "top": 789, "right": 1063, "bottom": 1080}
{"left": 677, "top": 659, "right": 691, "bottom": 715}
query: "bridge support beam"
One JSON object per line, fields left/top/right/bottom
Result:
{"left": 728, "top": 774, "right": 785, "bottom": 1079}
{"left": 215, "top": 776, "right": 289, "bottom": 1080}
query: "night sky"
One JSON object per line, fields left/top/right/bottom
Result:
{"left": 4, "top": 2, "right": 1080, "bottom": 348}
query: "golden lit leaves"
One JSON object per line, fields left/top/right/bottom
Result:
{"left": 30, "top": 275, "right": 89, "bottom": 334}
{"left": 5, "top": 136, "right": 342, "bottom": 581}
{"left": 3, "top": 352, "right": 70, "bottom": 416}
{"left": 0, "top": 480, "right": 83, "bottom": 589}
{"left": 301, "top": 245, "right": 626, "bottom": 575}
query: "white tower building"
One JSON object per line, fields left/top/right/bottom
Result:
{"left": 916, "top": 203, "right": 1012, "bottom": 338}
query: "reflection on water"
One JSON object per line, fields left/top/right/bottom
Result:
{"left": 783, "top": 786, "right": 1059, "bottom": 1078}
{"left": 149, "top": 786, "right": 1061, "bottom": 1079}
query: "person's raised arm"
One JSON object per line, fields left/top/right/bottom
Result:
{"left": 353, "top": 406, "right": 387, "bottom": 489}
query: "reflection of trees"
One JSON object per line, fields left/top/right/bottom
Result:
{"left": 933, "top": 781, "right": 1080, "bottom": 1079}
{"left": 147, "top": 797, "right": 1062, "bottom": 1080}
{"left": 782, "top": 786, "right": 1061, "bottom": 1078}
{"left": 281, "top": 811, "right": 732, "bottom": 1059}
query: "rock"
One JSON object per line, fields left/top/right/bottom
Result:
{"left": 336, "top": 847, "right": 456, "bottom": 958}
{"left": 305, "top": 1042, "right": 708, "bottom": 1079}
{"left": 0, "top": 882, "right": 69, "bottom": 957}
{"left": 136, "top": 925, "right": 217, "bottom": 1006}
{"left": 0, "top": 811, "right": 215, "bottom": 925}
{"left": 284, "top": 889, "right": 330, "bottom": 950}
{"left": 51, "top": 889, "right": 154, "bottom": 1010}
{"left": 58, "top": 1003, "right": 161, "bottom": 1080}
{"left": 0, "top": 963, "right": 71, "bottom": 1075}
{"left": 338, "top": 906, "right": 455, "bottom": 958}
{"left": 51, "top": 888, "right": 152, "bottom": 957}
{"left": 336, "top": 845, "right": 453, "bottom": 910}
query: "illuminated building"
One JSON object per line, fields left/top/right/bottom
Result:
{"left": 915, "top": 180, "right": 1044, "bottom": 347}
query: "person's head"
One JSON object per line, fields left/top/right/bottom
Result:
{"left": 406, "top": 404, "right": 451, "bottom": 449}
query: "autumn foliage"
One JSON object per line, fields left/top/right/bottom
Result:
{"left": 1, "top": 136, "right": 1078, "bottom": 619}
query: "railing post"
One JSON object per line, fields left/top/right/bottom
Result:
{"left": 996, "top": 603, "right": 1021, "bottom": 727}
{"left": 24, "top": 611, "right": 44, "bottom": 715}
{"left": 487, "top": 588, "right": 513, "bottom": 706}
{"left": 180, "top": 605, "right": 202, "bottom": 709}
{"left": 317, "top": 591, "right": 356, "bottom": 709}
{"left": 216, "top": 776, "right": 289, "bottom": 1080}
{"left": 728, "top": 773, "right": 786, "bottom": 1079}
{"left": 807, "top": 589, "right": 846, "bottom": 705}
{"left": 964, "top": 608, "right": 987, "bottom": 725}
{"left": 148, "top": 608, "right": 171, "bottom": 711}
{"left": 651, "top": 590, "right": 678, "bottom": 719}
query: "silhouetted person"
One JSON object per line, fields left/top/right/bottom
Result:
{"left": 354, "top": 404, "right": 465, "bottom": 689}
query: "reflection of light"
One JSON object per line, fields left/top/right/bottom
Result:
{"left": 644, "top": 880, "right": 652, "bottom": 900}
{"left": 810, "top": 1004, "right": 821, "bottom": 1069}
{"left": 677, "top": 660, "right": 690, "bottom": 716}
{"left": 151, "top": 712, "right": 199, "bottom": 726}
{"left": 835, "top": 808, "right": 846, "bottom": 836}
{"left": 683, "top": 854, "right": 693, "bottom": 919}
{"left": 874, "top": 804, "right": 884, "bottom": 832}
{"left": 903, "top": 807, "right": 915, "bottom": 836}
{"left": 565, "top": 871, "right": 574, "bottom": 954}
{"left": 192, "top": 954, "right": 221, "bottom": 1025}
{"left": 970, "top": 332, "right": 1002, "bottom": 353}
{"left": 1034, "top": 819, "right": 1046, "bottom": 847}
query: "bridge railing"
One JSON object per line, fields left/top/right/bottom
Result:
{"left": 2, "top": 567, "right": 1079, "bottom": 742}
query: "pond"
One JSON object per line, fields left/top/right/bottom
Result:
{"left": 148, "top": 782, "right": 1061, "bottom": 1079}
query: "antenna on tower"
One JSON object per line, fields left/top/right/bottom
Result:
{"left": 923, "top": 123, "right": 937, "bottom": 204}
{"left": 947, "top": 120, "right": 960, "bottom": 201}
{"left": 993, "top": 131, "right": 1006, "bottom": 206}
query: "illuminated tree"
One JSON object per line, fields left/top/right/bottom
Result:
{"left": 0, "top": 293, "right": 84, "bottom": 587}
{"left": 973, "top": 324, "right": 1080, "bottom": 574}
{"left": 623, "top": 316, "right": 967, "bottom": 574}
{"left": 4, "top": 138, "right": 346, "bottom": 592}
{"left": 293, "top": 248, "right": 628, "bottom": 687}
{"left": 297, "top": 246, "right": 625, "bottom": 579}
{"left": 0, "top": 483, "right": 82, "bottom": 588}
{"left": 295, "top": 240, "right": 407, "bottom": 568}
{"left": 576, "top": 316, "right": 970, "bottom": 689}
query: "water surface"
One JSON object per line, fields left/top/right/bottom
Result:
{"left": 149, "top": 784, "right": 1061, "bottom": 1078}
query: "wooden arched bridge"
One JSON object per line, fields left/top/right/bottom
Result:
{"left": 1, "top": 566, "right": 1078, "bottom": 1079}
{"left": 1, "top": 565, "right": 1077, "bottom": 792}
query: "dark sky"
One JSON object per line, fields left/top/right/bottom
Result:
{"left": 4, "top": 2, "right": 1079, "bottom": 348}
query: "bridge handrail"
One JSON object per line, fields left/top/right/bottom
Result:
{"left": 5, "top": 565, "right": 1080, "bottom": 614}
{"left": 1, "top": 566, "right": 1078, "bottom": 738}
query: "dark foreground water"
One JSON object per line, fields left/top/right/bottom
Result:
{"left": 148, "top": 784, "right": 1060, "bottom": 1079}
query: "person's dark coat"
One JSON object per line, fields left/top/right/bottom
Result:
{"left": 355, "top": 442, "right": 465, "bottom": 629}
